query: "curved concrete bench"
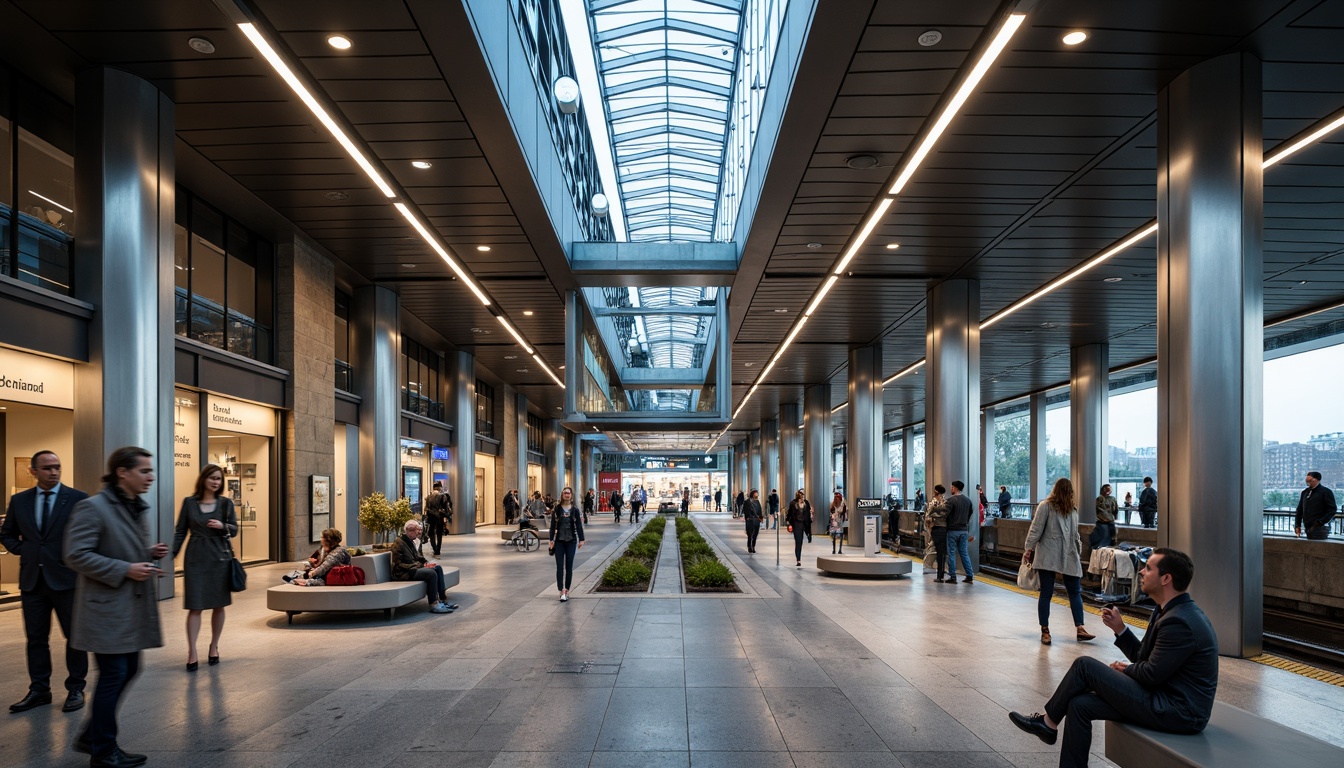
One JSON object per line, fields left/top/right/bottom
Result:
{"left": 816, "top": 554, "right": 912, "bottom": 577}
{"left": 1105, "top": 701, "right": 1343, "bottom": 766}
{"left": 266, "top": 552, "right": 460, "bottom": 624}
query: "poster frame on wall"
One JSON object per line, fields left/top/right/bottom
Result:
{"left": 310, "top": 474, "right": 331, "bottom": 543}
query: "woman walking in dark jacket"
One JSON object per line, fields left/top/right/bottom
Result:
{"left": 785, "top": 490, "right": 813, "bottom": 567}
{"left": 171, "top": 464, "right": 237, "bottom": 671}
{"left": 549, "top": 487, "right": 585, "bottom": 601}
{"left": 582, "top": 489, "right": 595, "bottom": 523}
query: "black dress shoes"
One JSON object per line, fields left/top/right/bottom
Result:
{"left": 90, "top": 747, "right": 148, "bottom": 767}
{"left": 1009, "top": 711, "right": 1058, "bottom": 745}
{"left": 9, "top": 690, "right": 51, "bottom": 712}
{"left": 62, "top": 690, "right": 85, "bottom": 712}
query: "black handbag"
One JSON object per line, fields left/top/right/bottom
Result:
{"left": 220, "top": 507, "right": 246, "bottom": 592}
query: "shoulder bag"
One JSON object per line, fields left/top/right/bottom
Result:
{"left": 1017, "top": 552, "right": 1040, "bottom": 590}
{"left": 220, "top": 505, "right": 247, "bottom": 592}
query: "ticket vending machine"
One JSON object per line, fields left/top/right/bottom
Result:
{"left": 856, "top": 498, "right": 883, "bottom": 556}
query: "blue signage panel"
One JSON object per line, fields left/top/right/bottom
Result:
{"left": 431, "top": 446, "right": 450, "bottom": 461}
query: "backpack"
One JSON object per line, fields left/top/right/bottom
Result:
{"left": 326, "top": 564, "right": 365, "bottom": 586}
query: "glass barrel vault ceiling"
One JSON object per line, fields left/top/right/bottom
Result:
{"left": 586, "top": 0, "right": 789, "bottom": 242}
{"left": 593, "top": 285, "right": 719, "bottom": 413}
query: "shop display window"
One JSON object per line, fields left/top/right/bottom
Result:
{"left": 207, "top": 431, "right": 271, "bottom": 562}
{"left": 0, "top": 401, "right": 75, "bottom": 597}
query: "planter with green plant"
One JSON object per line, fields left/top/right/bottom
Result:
{"left": 595, "top": 516, "right": 666, "bottom": 592}
{"left": 677, "top": 518, "right": 740, "bottom": 593}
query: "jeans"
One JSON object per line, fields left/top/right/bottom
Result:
{"left": 1045, "top": 656, "right": 1199, "bottom": 768}
{"left": 792, "top": 527, "right": 806, "bottom": 562}
{"left": 1037, "top": 569, "right": 1085, "bottom": 628}
{"left": 631, "top": 503, "right": 642, "bottom": 523}
{"left": 1139, "top": 508, "right": 1156, "bottom": 528}
{"left": 554, "top": 538, "right": 578, "bottom": 590}
{"left": 803, "top": 519, "right": 813, "bottom": 542}
{"left": 412, "top": 566, "right": 448, "bottom": 604}
{"left": 20, "top": 578, "right": 86, "bottom": 693}
{"left": 1306, "top": 525, "right": 1329, "bottom": 540}
{"left": 425, "top": 515, "right": 445, "bottom": 554}
{"left": 745, "top": 520, "right": 760, "bottom": 550}
{"left": 946, "top": 530, "right": 973, "bottom": 579}
{"left": 1092, "top": 521, "right": 1116, "bottom": 549}
{"left": 931, "top": 527, "right": 948, "bottom": 576}
{"left": 86, "top": 651, "right": 140, "bottom": 759}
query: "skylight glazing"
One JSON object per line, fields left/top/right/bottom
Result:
{"left": 588, "top": 0, "right": 742, "bottom": 242}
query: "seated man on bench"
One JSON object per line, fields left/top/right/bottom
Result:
{"left": 392, "top": 520, "right": 456, "bottom": 614}
{"left": 1010, "top": 548, "right": 1218, "bottom": 768}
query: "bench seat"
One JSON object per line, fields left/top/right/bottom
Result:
{"left": 1105, "top": 701, "right": 1342, "bottom": 767}
{"left": 266, "top": 552, "right": 460, "bottom": 624}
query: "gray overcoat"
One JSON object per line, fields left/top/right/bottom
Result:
{"left": 172, "top": 496, "right": 238, "bottom": 611}
{"left": 1024, "top": 500, "right": 1083, "bottom": 577}
{"left": 63, "top": 487, "right": 164, "bottom": 654}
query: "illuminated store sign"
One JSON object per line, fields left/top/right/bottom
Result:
{"left": 207, "top": 395, "right": 275, "bottom": 437}
{"left": 0, "top": 346, "right": 74, "bottom": 409}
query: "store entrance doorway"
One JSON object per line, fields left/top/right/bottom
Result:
{"left": 620, "top": 471, "right": 727, "bottom": 512}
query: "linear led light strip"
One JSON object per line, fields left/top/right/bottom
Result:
{"left": 726, "top": 11, "right": 1030, "bottom": 424}
{"left": 821, "top": 107, "right": 1344, "bottom": 414}
{"left": 238, "top": 24, "right": 395, "bottom": 198}
{"left": 979, "top": 104, "right": 1344, "bottom": 329}
{"left": 238, "top": 21, "right": 566, "bottom": 387}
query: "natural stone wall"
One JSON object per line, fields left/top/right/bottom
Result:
{"left": 276, "top": 237, "right": 335, "bottom": 559}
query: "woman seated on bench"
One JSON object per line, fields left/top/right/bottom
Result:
{"left": 291, "top": 528, "right": 349, "bottom": 586}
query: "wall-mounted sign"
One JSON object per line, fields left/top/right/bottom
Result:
{"left": 207, "top": 394, "right": 275, "bottom": 437}
{"left": 431, "top": 446, "right": 450, "bottom": 461}
{"left": 0, "top": 346, "right": 74, "bottom": 409}
{"left": 856, "top": 497, "right": 884, "bottom": 511}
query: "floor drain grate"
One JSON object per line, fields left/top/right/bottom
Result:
{"left": 547, "top": 662, "right": 621, "bottom": 675}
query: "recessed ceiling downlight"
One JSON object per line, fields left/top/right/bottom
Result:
{"left": 188, "top": 37, "right": 216, "bottom": 54}
{"left": 1062, "top": 31, "right": 1088, "bottom": 45}
{"left": 411, "top": 160, "right": 432, "bottom": 169}
{"left": 327, "top": 35, "right": 352, "bottom": 50}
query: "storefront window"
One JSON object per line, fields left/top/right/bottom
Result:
{"left": 173, "top": 389, "right": 201, "bottom": 510}
{"left": 0, "top": 347, "right": 76, "bottom": 594}
{"left": 14, "top": 129, "right": 73, "bottom": 294}
{"left": 174, "top": 189, "right": 275, "bottom": 364}
{"left": 204, "top": 395, "right": 276, "bottom": 562}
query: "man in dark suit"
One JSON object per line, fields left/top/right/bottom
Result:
{"left": 0, "top": 450, "right": 90, "bottom": 713}
{"left": 1009, "top": 548, "right": 1217, "bottom": 767}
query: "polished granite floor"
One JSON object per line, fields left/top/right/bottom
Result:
{"left": 0, "top": 513, "right": 1341, "bottom": 768}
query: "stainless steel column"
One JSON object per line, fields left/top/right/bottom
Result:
{"left": 748, "top": 430, "right": 762, "bottom": 494}
{"left": 544, "top": 419, "right": 566, "bottom": 497}
{"left": 761, "top": 418, "right": 779, "bottom": 499}
{"left": 780, "top": 403, "right": 802, "bottom": 496}
{"left": 902, "top": 427, "right": 915, "bottom": 504}
{"left": 352, "top": 285, "right": 400, "bottom": 505}
{"left": 734, "top": 442, "right": 748, "bottom": 501}
{"left": 803, "top": 383, "right": 832, "bottom": 517}
{"left": 73, "top": 68, "right": 176, "bottom": 595}
{"left": 981, "top": 408, "right": 996, "bottom": 509}
{"left": 847, "top": 345, "right": 883, "bottom": 544}
{"left": 1070, "top": 344, "right": 1109, "bottom": 524}
{"left": 1157, "top": 52, "right": 1263, "bottom": 657}
{"left": 448, "top": 350, "right": 476, "bottom": 534}
{"left": 567, "top": 431, "right": 582, "bottom": 491}
{"left": 926, "top": 279, "right": 981, "bottom": 569}
{"left": 1029, "top": 393, "right": 1048, "bottom": 503}
{"left": 515, "top": 393, "right": 529, "bottom": 497}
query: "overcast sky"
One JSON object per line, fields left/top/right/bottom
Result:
{"left": 1033, "top": 342, "right": 1343, "bottom": 453}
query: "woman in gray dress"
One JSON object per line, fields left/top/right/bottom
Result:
{"left": 171, "top": 464, "right": 237, "bottom": 671}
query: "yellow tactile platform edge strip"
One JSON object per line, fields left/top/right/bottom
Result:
{"left": 891, "top": 550, "right": 1344, "bottom": 687}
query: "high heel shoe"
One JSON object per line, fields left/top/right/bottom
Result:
{"left": 1040, "top": 627, "right": 1052, "bottom": 646}
{"left": 186, "top": 661, "right": 199, "bottom": 672}
{"left": 208, "top": 654, "right": 220, "bottom": 666}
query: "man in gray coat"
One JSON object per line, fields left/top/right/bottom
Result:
{"left": 64, "top": 447, "right": 166, "bottom": 768}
